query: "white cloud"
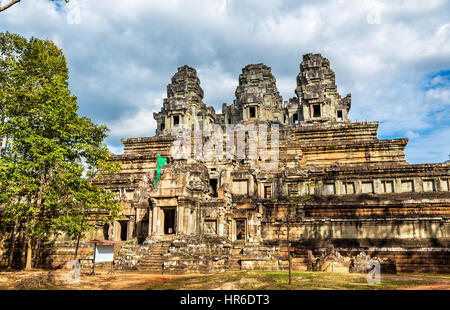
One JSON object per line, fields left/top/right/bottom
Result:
{"left": 405, "top": 127, "right": 450, "bottom": 163}
{"left": 108, "top": 107, "right": 158, "bottom": 138}
{"left": 1, "top": 0, "right": 449, "bottom": 162}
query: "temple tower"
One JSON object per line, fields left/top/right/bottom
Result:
{"left": 154, "top": 65, "right": 215, "bottom": 134}
{"left": 295, "top": 53, "right": 351, "bottom": 123}
{"left": 222, "top": 64, "right": 284, "bottom": 125}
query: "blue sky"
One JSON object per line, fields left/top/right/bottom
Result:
{"left": 1, "top": 0, "right": 449, "bottom": 163}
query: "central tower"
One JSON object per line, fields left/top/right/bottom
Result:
{"left": 295, "top": 53, "right": 351, "bottom": 123}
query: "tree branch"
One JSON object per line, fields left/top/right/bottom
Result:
{"left": 0, "top": 0, "right": 21, "bottom": 12}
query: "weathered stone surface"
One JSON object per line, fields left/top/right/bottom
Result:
{"left": 222, "top": 64, "right": 284, "bottom": 124}
{"left": 5, "top": 53, "right": 448, "bottom": 274}
{"left": 307, "top": 245, "right": 351, "bottom": 272}
{"left": 153, "top": 65, "right": 215, "bottom": 135}
{"left": 296, "top": 53, "right": 351, "bottom": 123}
{"left": 349, "top": 252, "right": 397, "bottom": 274}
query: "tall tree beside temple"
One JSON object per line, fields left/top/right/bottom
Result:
{"left": 0, "top": 32, "right": 121, "bottom": 269}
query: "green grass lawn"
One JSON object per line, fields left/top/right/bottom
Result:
{"left": 150, "top": 270, "right": 450, "bottom": 290}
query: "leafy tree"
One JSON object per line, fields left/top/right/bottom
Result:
{"left": 0, "top": 32, "right": 121, "bottom": 269}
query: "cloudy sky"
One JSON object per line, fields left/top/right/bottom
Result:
{"left": 1, "top": 0, "right": 449, "bottom": 163}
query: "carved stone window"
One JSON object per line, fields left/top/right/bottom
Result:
{"left": 401, "top": 180, "right": 414, "bottom": 192}
{"left": 323, "top": 183, "right": 336, "bottom": 195}
{"left": 288, "top": 183, "right": 298, "bottom": 196}
{"left": 382, "top": 180, "right": 394, "bottom": 193}
{"left": 423, "top": 180, "right": 435, "bottom": 192}
{"left": 264, "top": 185, "right": 272, "bottom": 198}
{"left": 442, "top": 179, "right": 450, "bottom": 191}
{"left": 344, "top": 182, "right": 355, "bottom": 194}
{"left": 361, "top": 181, "right": 374, "bottom": 193}
{"left": 204, "top": 219, "right": 217, "bottom": 235}
{"left": 232, "top": 180, "right": 248, "bottom": 195}
{"left": 125, "top": 190, "right": 134, "bottom": 200}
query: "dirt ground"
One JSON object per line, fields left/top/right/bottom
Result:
{"left": 0, "top": 269, "right": 191, "bottom": 290}
{"left": 0, "top": 269, "right": 449, "bottom": 290}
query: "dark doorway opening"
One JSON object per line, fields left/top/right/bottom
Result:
{"left": 337, "top": 110, "right": 343, "bottom": 120}
{"left": 249, "top": 107, "right": 256, "bottom": 118}
{"left": 173, "top": 115, "right": 180, "bottom": 127}
{"left": 313, "top": 105, "right": 321, "bottom": 118}
{"left": 236, "top": 219, "right": 246, "bottom": 240}
{"left": 119, "top": 220, "right": 128, "bottom": 241}
{"left": 102, "top": 224, "right": 109, "bottom": 240}
{"left": 160, "top": 122, "right": 165, "bottom": 131}
{"left": 293, "top": 113, "right": 299, "bottom": 124}
{"left": 210, "top": 178, "right": 218, "bottom": 197}
{"left": 164, "top": 208, "right": 176, "bottom": 234}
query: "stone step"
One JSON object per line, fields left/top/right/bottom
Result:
{"left": 152, "top": 249, "right": 170, "bottom": 253}
{"left": 139, "top": 264, "right": 164, "bottom": 268}
{"left": 139, "top": 259, "right": 166, "bottom": 264}
{"left": 149, "top": 246, "right": 171, "bottom": 251}
{"left": 139, "top": 261, "right": 164, "bottom": 265}
{"left": 141, "top": 255, "right": 166, "bottom": 260}
{"left": 141, "top": 254, "right": 166, "bottom": 258}
{"left": 147, "top": 252, "right": 168, "bottom": 256}
{"left": 137, "top": 268, "right": 163, "bottom": 273}
{"left": 148, "top": 252, "right": 170, "bottom": 256}
{"left": 147, "top": 254, "right": 168, "bottom": 258}
{"left": 145, "top": 242, "right": 173, "bottom": 246}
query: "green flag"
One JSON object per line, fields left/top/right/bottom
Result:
{"left": 154, "top": 154, "right": 168, "bottom": 186}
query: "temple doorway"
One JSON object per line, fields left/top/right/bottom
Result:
{"left": 118, "top": 220, "right": 128, "bottom": 241}
{"left": 236, "top": 219, "right": 246, "bottom": 240}
{"left": 163, "top": 208, "right": 176, "bottom": 234}
{"left": 209, "top": 178, "right": 218, "bottom": 197}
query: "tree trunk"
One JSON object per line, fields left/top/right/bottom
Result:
{"left": 33, "top": 239, "right": 41, "bottom": 268}
{"left": 20, "top": 217, "right": 30, "bottom": 269}
{"left": 7, "top": 222, "right": 17, "bottom": 269}
{"left": 0, "top": 225, "right": 5, "bottom": 262}
{"left": 25, "top": 237, "right": 32, "bottom": 270}
{"left": 0, "top": 114, "right": 4, "bottom": 157}
{"left": 20, "top": 230, "right": 26, "bottom": 268}
{"left": 74, "top": 234, "right": 81, "bottom": 260}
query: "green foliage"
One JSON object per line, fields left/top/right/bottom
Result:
{"left": 148, "top": 270, "right": 449, "bottom": 290}
{"left": 0, "top": 32, "right": 122, "bottom": 261}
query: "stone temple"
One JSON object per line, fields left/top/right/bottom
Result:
{"left": 41, "top": 54, "right": 450, "bottom": 273}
